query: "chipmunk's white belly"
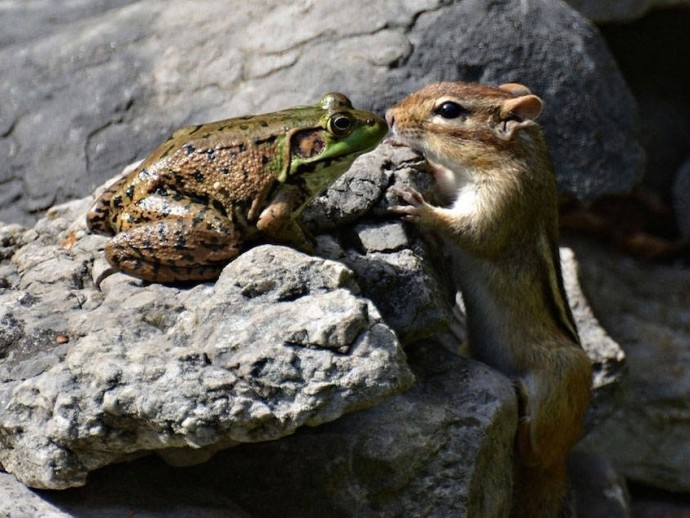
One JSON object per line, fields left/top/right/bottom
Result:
{"left": 428, "top": 160, "right": 478, "bottom": 214}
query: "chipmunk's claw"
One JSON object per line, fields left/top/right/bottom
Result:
{"left": 388, "top": 186, "right": 428, "bottom": 222}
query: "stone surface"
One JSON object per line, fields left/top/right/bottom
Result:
{"left": 0, "top": 342, "right": 516, "bottom": 517}
{"left": 568, "top": 235, "right": 690, "bottom": 492}
{"left": 0, "top": 238, "right": 415, "bottom": 489}
{"left": 0, "top": 145, "right": 448, "bottom": 491}
{"left": 600, "top": 9, "right": 690, "bottom": 203}
{"left": 569, "top": 449, "right": 631, "bottom": 518}
{"left": 565, "top": 0, "right": 690, "bottom": 22}
{"left": 560, "top": 248, "right": 626, "bottom": 427}
{"left": 0, "top": 0, "right": 643, "bottom": 226}
{"left": 0, "top": 468, "right": 252, "bottom": 518}
{"left": 672, "top": 157, "right": 690, "bottom": 237}
{"left": 0, "top": 141, "right": 626, "bottom": 515}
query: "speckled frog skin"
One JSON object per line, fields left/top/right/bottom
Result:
{"left": 86, "top": 93, "right": 387, "bottom": 283}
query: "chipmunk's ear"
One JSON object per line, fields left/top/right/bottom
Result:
{"left": 496, "top": 95, "right": 543, "bottom": 140}
{"left": 501, "top": 95, "right": 543, "bottom": 121}
{"left": 498, "top": 83, "right": 532, "bottom": 97}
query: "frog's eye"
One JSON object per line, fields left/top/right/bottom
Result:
{"left": 434, "top": 101, "right": 469, "bottom": 119}
{"left": 328, "top": 113, "right": 354, "bottom": 136}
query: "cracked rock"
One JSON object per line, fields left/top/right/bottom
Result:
{"left": 0, "top": 242, "right": 414, "bottom": 490}
{"left": 1, "top": 0, "right": 643, "bottom": 225}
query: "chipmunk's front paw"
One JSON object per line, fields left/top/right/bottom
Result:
{"left": 388, "top": 186, "right": 430, "bottom": 222}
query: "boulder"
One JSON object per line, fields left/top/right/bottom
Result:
{"left": 672, "top": 157, "right": 690, "bottom": 238}
{"left": 0, "top": 143, "right": 626, "bottom": 515}
{"left": 571, "top": 236, "right": 690, "bottom": 493}
{"left": 0, "top": 0, "right": 643, "bottom": 226}
{"left": 0, "top": 235, "right": 415, "bottom": 489}
{"left": 564, "top": 0, "right": 690, "bottom": 22}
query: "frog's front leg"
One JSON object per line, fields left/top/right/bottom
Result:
{"left": 256, "top": 186, "right": 315, "bottom": 253}
{"left": 105, "top": 195, "right": 241, "bottom": 283}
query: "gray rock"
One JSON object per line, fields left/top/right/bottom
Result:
{"left": 0, "top": 139, "right": 627, "bottom": 517}
{"left": 560, "top": 248, "right": 627, "bottom": 427}
{"left": 569, "top": 449, "right": 631, "bottom": 518}
{"left": 0, "top": 196, "right": 415, "bottom": 489}
{"left": 0, "top": 468, "right": 253, "bottom": 518}
{"left": 1, "top": 0, "right": 642, "bottom": 226}
{"left": 565, "top": 0, "right": 690, "bottom": 22}
{"left": 672, "top": 157, "right": 690, "bottom": 237}
{"left": 570, "top": 236, "right": 690, "bottom": 492}
{"left": 0, "top": 143, "right": 454, "bottom": 494}
{"left": 0, "top": 342, "right": 516, "bottom": 518}
{"left": 167, "top": 342, "right": 517, "bottom": 518}
{"left": 388, "top": 0, "right": 644, "bottom": 201}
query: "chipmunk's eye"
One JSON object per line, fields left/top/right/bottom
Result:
{"left": 434, "top": 101, "right": 468, "bottom": 119}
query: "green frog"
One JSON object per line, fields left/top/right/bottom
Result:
{"left": 87, "top": 93, "right": 387, "bottom": 283}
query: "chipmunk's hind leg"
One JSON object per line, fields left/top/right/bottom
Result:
{"left": 511, "top": 351, "right": 591, "bottom": 517}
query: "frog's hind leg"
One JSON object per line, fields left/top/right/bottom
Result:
{"left": 105, "top": 198, "right": 241, "bottom": 283}
{"left": 86, "top": 175, "right": 130, "bottom": 234}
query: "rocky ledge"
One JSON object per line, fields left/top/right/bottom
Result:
{"left": 0, "top": 144, "right": 625, "bottom": 515}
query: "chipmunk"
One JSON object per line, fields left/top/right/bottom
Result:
{"left": 386, "top": 81, "right": 592, "bottom": 517}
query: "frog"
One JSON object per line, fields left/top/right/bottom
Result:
{"left": 86, "top": 93, "right": 387, "bottom": 284}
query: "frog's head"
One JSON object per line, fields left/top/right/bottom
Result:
{"left": 282, "top": 93, "right": 387, "bottom": 198}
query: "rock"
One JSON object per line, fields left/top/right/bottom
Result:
{"left": 672, "top": 157, "right": 690, "bottom": 237}
{"left": 1, "top": 0, "right": 642, "bottom": 226}
{"left": 569, "top": 236, "right": 690, "bottom": 492}
{"left": 0, "top": 140, "right": 626, "bottom": 517}
{"left": 0, "top": 188, "right": 416, "bottom": 489}
{"left": 307, "top": 144, "right": 455, "bottom": 344}
{"left": 167, "top": 342, "right": 517, "bottom": 517}
{"left": 560, "top": 248, "right": 626, "bottom": 426}
{"left": 599, "top": 10, "right": 690, "bottom": 202}
{"left": 568, "top": 449, "right": 631, "bottom": 518}
{"left": 0, "top": 144, "right": 449, "bottom": 491}
{"left": 0, "top": 468, "right": 253, "bottom": 518}
{"left": 564, "top": 0, "right": 690, "bottom": 22}
{"left": 0, "top": 341, "right": 517, "bottom": 517}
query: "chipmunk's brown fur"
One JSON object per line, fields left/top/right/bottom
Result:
{"left": 387, "top": 81, "right": 592, "bottom": 517}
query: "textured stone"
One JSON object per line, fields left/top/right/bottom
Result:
{"left": 560, "top": 248, "right": 626, "bottom": 426}
{"left": 0, "top": 141, "right": 627, "bottom": 518}
{"left": 0, "top": 0, "right": 642, "bottom": 226}
{"left": 570, "top": 236, "right": 690, "bottom": 492}
{"left": 0, "top": 144, "right": 446, "bottom": 492}
{"left": 0, "top": 242, "right": 414, "bottom": 490}
{"left": 672, "top": 157, "right": 690, "bottom": 237}
{"left": 565, "top": 0, "right": 690, "bottom": 22}
{"left": 0, "top": 342, "right": 516, "bottom": 517}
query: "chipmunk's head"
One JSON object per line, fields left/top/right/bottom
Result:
{"left": 386, "top": 81, "right": 544, "bottom": 170}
